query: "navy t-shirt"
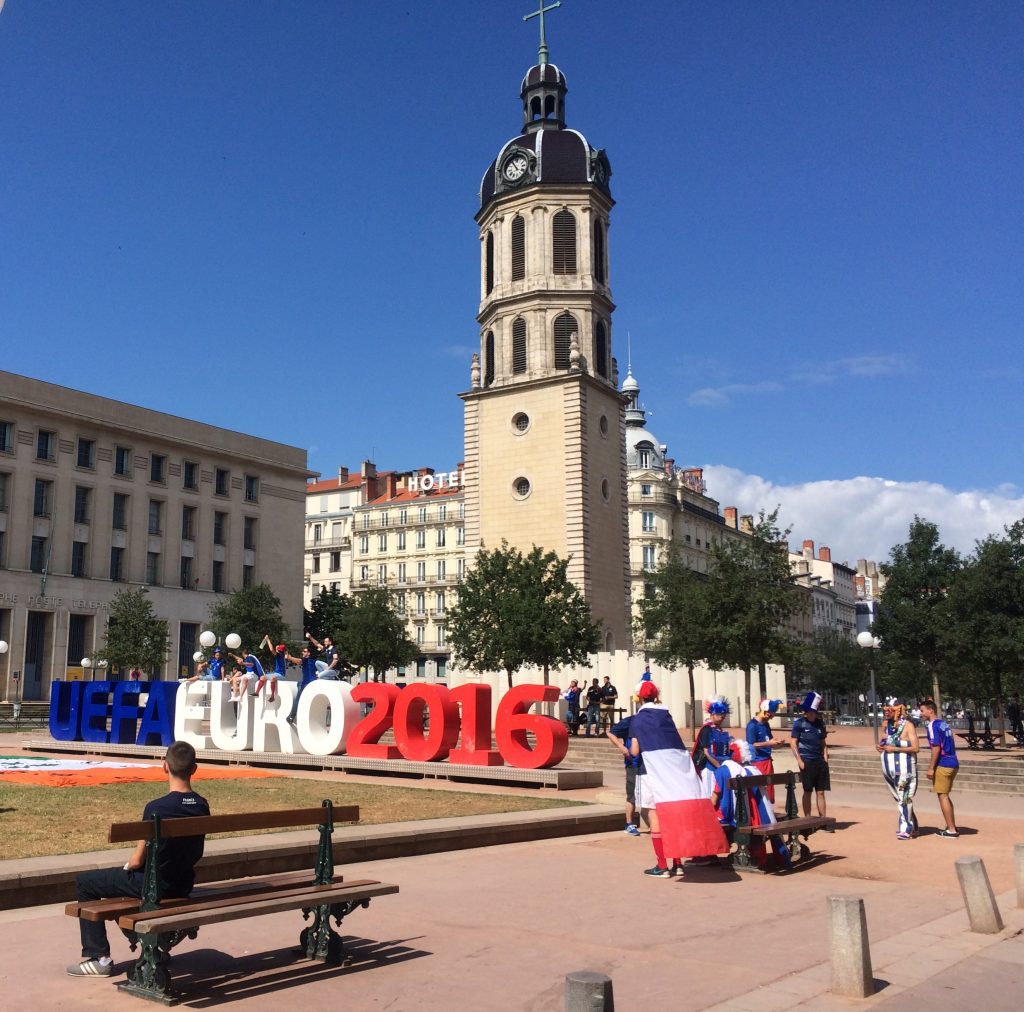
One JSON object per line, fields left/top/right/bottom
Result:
{"left": 609, "top": 716, "right": 645, "bottom": 774}
{"left": 142, "top": 790, "right": 210, "bottom": 896}
{"left": 746, "top": 718, "right": 773, "bottom": 761}
{"left": 791, "top": 716, "right": 828, "bottom": 761}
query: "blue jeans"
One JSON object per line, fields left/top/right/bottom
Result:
{"left": 75, "top": 867, "right": 145, "bottom": 957}
{"left": 585, "top": 704, "right": 600, "bottom": 735}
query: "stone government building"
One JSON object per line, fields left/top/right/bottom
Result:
{"left": 0, "top": 370, "right": 310, "bottom": 702}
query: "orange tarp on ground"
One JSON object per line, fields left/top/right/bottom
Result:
{"left": 0, "top": 761, "right": 277, "bottom": 788}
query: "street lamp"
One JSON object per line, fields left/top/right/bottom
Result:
{"left": 857, "top": 631, "right": 881, "bottom": 739}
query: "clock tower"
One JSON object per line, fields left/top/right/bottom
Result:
{"left": 460, "top": 13, "right": 630, "bottom": 652}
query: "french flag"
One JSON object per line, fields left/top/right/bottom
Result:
{"left": 632, "top": 704, "right": 728, "bottom": 858}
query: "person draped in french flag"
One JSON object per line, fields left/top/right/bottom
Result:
{"left": 630, "top": 681, "right": 728, "bottom": 878}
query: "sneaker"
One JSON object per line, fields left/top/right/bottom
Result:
{"left": 624, "top": 824, "right": 641, "bottom": 836}
{"left": 67, "top": 958, "right": 112, "bottom": 977}
{"left": 286, "top": 715, "right": 296, "bottom": 726}
{"left": 938, "top": 829, "right": 960, "bottom": 839}
{"left": 670, "top": 863, "right": 685, "bottom": 877}
{"left": 229, "top": 694, "right": 240, "bottom": 703}
{"left": 643, "top": 865, "right": 672, "bottom": 878}
{"left": 896, "top": 832, "right": 911, "bottom": 841}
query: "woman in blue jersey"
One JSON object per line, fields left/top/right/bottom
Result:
{"left": 876, "top": 702, "right": 919, "bottom": 840}
{"left": 692, "top": 696, "right": 732, "bottom": 797}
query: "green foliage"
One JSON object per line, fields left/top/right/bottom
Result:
{"left": 447, "top": 542, "right": 601, "bottom": 688}
{"left": 97, "top": 588, "right": 170, "bottom": 675}
{"left": 337, "top": 587, "right": 417, "bottom": 680}
{"left": 636, "top": 548, "right": 713, "bottom": 670}
{"left": 304, "top": 588, "right": 352, "bottom": 644}
{"left": 788, "top": 628, "right": 869, "bottom": 698}
{"left": 874, "top": 516, "right": 962, "bottom": 704}
{"left": 207, "top": 583, "right": 287, "bottom": 663}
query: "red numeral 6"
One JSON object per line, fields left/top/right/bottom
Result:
{"left": 494, "top": 684, "right": 568, "bottom": 769}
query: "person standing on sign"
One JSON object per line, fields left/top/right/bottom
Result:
{"left": 286, "top": 644, "right": 320, "bottom": 726}
{"left": 790, "top": 691, "right": 830, "bottom": 818}
{"left": 306, "top": 632, "right": 340, "bottom": 679}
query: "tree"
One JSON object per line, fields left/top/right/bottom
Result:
{"left": 636, "top": 547, "right": 715, "bottom": 735}
{"left": 97, "top": 588, "right": 170, "bottom": 676}
{"left": 448, "top": 542, "right": 601, "bottom": 689}
{"left": 207, "top": 583, "right": 288, "bottom": 662}
{"left": 704, "top": 509, "right": 806, "bottom": 708}
{"left": 873, "top": 517, "right": 962, "bottom": 707}
{"left": 788, "top": 628, "right": 870, "bottom": 703}
{"left": 304, "top": 588, "right": 352, "bottom": 644}
{"left": 337, "top": 587, "right": 417, "bottom": 681}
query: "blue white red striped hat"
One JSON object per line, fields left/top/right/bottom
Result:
{"left": 800, "top": 691, "right": 823, "bottom": 712}
{"left": 758, "top": 698, "right": 784, "bottom": 715}
{"left": 705, "top": 694, "right": 730, "bottom": 716}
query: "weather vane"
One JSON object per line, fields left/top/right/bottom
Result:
{"left": 523, "top": 1, "right": 561, "bottom": 66}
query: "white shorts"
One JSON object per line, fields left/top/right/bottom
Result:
{"left": 637, "top": 773, "right": 657, "bottom": 811}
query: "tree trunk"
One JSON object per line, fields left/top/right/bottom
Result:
{"left": 506, "top": 667, "right": 514, "bottom": 691}
{"left": 688, "top": 663, "right": 697, "bottom": 745}
{"left": 931, "top": 672, "right": 942, "bottom": 711}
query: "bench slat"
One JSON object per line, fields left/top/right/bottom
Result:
{"left": 725, "top": 773, "right": 795, "bottom": 790}
{"left": 746, "top": 816, "right": 836, "bottom": 836}
{"left": 108, "top": 804, "right": 360, "bottom": 843}
{"left": 66, "top": 871, "right": 346, "bottom": 922}
{"left": 129, "top": 881, "right": 399, "bottom": 935}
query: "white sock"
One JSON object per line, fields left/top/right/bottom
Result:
{"left": 98, "top": 956, "right": 112, "bottom": 966}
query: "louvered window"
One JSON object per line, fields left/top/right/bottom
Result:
{"left": 484, "top": 332, "right": 495, "bottom": 387}
{"left": 552, "top": 210, "right": 577, "bottom": 274}
{"left": 554, "top": 312, "right": 577, "bottom": 369}
{"left": 593, "top": 220, "right": 605, "bottom": 283}
{"left": 485, "top": 231, "right": 494, "bottom": 294}
{"left": 511, "top": 215, "right": 526, "bottom": 281}
{"left": 595, "top": 321, "right": 608, "bottom": 379}
{"left": 512, "top": 318, "right": 527, "bottom": 374}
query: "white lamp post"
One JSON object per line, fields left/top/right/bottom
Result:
{"left": 0, "top": 640, "right": 8, "bottom": 704}
{"left": 857, "top": 631, "right": 882, "bottom": 739}
{"left": 199, "top": 630, "right": 217, "bottom": 649}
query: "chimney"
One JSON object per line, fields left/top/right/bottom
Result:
{"left": 337, "top": 466, "right": 349, "bottom": 483}
{"left": 664, "top": 457, "right": 675, "bottom": 475}
{"left": 383, "top": 473, "right": 397, "bottom": 499}
{"left": 724, "top": 507, "right": 738, "bottom": 529}
{"left": 802, "top": 539, "right": 814, "bottom": 559}
{"left": 739, "top": 514, "right": 754, "bottom": 534}
{"left": 819, "top": 546, "right": 831, "bottom": 562}
{"left": 360, "top": 460, "right": 376, "bottom": 479}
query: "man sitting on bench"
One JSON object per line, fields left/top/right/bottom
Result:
{"left": 67, "top": 741, "right": 210, "bottom": 978}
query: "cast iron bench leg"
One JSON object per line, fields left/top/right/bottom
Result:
{"left": 301, "top": 897, "right": 372, "bottom": 964}
{"left": 116, "top": 928, "right": 197, "bottom": 1005}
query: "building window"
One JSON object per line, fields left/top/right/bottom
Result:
{"left": 313, "top": 523, "right": 322, "bottom": 544}
{"left": 456, "top": 526, "right": 465, "bottom": 546}
{"left": 436, "top": 528, "right": 446, "bottom": 547}
{"left": 327, "top": 551, "right": 339, "bottom": 571}
{"left": 642, "top": 545, "right": 657, "bottom": 571}
{"left": 641, "top": 483, "right": 652, "bottom": 496}
{"left": 378, "top": 533, "right": 388, "bottom": 551}
{"left": 436, "top": 560, "right": 446, "bottom": 581}
{"left": 30, "top": 536, "right": 47, "bottom": 573}
{"left": 416, "top": 625, "right": 425, "bottom": 646}
{"left": 213, "top": 511, "right": 227, "bottom": 546}
{"left": 396, "top": 592, "right": 406, "bottom": 615}
{"left": 148, "top": 499, "right": 163, "bottom": 535}
{"left": 243, "top": 517, "right": 256, "bottom": 551}
{"left": 312, "top": 554, "right": 321, "bottom": 574}
{"left": 435, "top": 591, "right": 445, "bottom": 614}
{"left": 0, "top": 421, "right": 12, "bottom": 454}
{"left": 181, "top": 505, "right": 196, "bottom": 540}
{"left": 146, "top": 552, "right": 160, "bottom": 585}
{"left": 378, "top": 564, "right": 388, "bottom": 584}
{"left": 71, "top": 541, "right": 88, "bottom": 578}
{"left": 593, "top": 218, "right": 606, "bottom": 284}
{"left": 554, "top": 312, "right": 577, "bottom": 369}
{"left": 398, "top": 562, "right": 407, "bottom": 583}
{"left": 399, "top": 508, "right": 408, "bottom": 525}
{"left": 150, "top": 454, "right": 166, "bottom": 483}
{"left": 0, "top": 472, "right": 8, "bottom": 512}
{"left": 594, "top": 321, "right": 608, "bottom": 379}
{"left": 416, "top": 561, "right": 426, "bottom": 582}
{"left": 74, "top": 486, "right": 91, "bottom": 524}
{"left": 436, "top": 624, "right": 446, "bottom": 647}
{"left": 67, "top": 614, "right": 89, "bottom": 664}
{"left": 485, "top": 230, "right": 494, "bottom": 294}
{"left": 359, "top": 565, "right": 369, "bottom": 582}
{"left": 637, "top": 443, "right": 652, "bottom": 469}
{"left": 183, "top": 461, "right": 198, "bottom": 490}
{"left": 380, "top": 511, "right": 389, "bottom": 527}
{"left": 359, "top": 535, "right": 369, "bottom": 554}
{"left": 110, "top": 546, "right": 125, "bottom": 582}
{"left": 215, "top": 468, "right": 230, "bottom": 496}
{"left": 244, "top": 474, "right": 259, "bottom": 503}
{"left": 398, "top": 532, "right": 407, "bottom": 551}
{"left": 114, "top": 445, "right": 131, "bottom": 476}
{"left": 458, "top": 557, "right": 465, "bottom": 579}
{"left": 112, "top": 493, "right": 129, "bottom": 531}
{"left": 212, "top": 559, "right": 224, "bottom": 593}
{"left": 511, "top": 214, "right": 526, "bottom": 281}
{"left": 484, "top": 331, "right": 495, "bottom": 387}
{"left": 33, "top": 479, "right": 52, "bottom": 517}
{"left": 36, "top": 430, "right": 56, "bottom": 461}
{"left": 77, "top": 438, "right": 95, "bottom": 469}
{"left": 642, "top": 511, "right": 655, "bottom": 533}
{"left": 180, "top": 556, "right": 193, "bottom": 589}
{"left": 512, "top": 317, "right": 527, "bottom": 374}
{"left": 361, "top": 514, "right": 370, "bottom": 529}
{"left": 552, "top": 209, "right": 577, "bottom": 274}
{"left": 415, "top": 530, "right": 425, "bottom": 549}
{"left": 438, "top": 504, "right": 447, "bottom": 521}
{"left": 514, "top": 477, "right": 531, "bottom": 499}
{"left": 242, "top": 564, "right": 254, "bottom": 588}
{"left": 415, "top": 591, "right": 425, "bottom": 615}
{"left": 418, "top": 506, "right": 428, "bottom": 523}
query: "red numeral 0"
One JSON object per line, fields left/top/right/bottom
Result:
{"left": 494, "top": 684, "right": 568, "bottom": 769}
{"left": 393, "top": 684, "right": 460, "bottom": 761}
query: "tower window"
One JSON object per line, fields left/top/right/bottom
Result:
{"left": 593, "top": 219, "right": 606, "bottom": 284}
{"left": 595, "top": 321, "right": 608, "bottom": 379}
{"left": 485, "top": 231, "right": 494, "bottom": 295}
{"left": 511, "top": 215, "right": 526, "bottom": 281}
{"left": 512, "top": 318, "right": 527, "bottom": 374}
{"left": 552, "top": 210, "right": 577, "bottom": 274}
{"left": 484, "top": 331, "right": 495, "bottom": 387}
{"left": 554, "top": 312, "right": 578, "bottom": 369}
{"left": 513, "top": 477, "right": 532, "bottom": 499}
{"left": 530, "top": 96, "right": 542, "bottom": 121}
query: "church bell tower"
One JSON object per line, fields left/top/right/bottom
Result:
{"left": 460, "top": 6, "right": 630, "bottom": 651}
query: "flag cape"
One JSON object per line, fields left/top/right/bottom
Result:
{"left": 631, "top": 705, "right": 728, "bottom": 857}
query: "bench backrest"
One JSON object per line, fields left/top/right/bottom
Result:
{"left": 725, "top": 771, "right": 795, "bottom": 791}
{"left": 109, "top": 803, "right": 359, "bottom": 843}
{"left": 726, "top": 770, "right": 799, "bottom": 826}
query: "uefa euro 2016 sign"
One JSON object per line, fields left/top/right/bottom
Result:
{"left": 48, "top": 680, "right": 569, "bottom": 769}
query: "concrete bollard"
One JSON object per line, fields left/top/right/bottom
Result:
{"left": 565, "top": 970, "right": 614, "bottom": 1012}
{"left": 1015, "top": 844, "right": 1024, "bottom": 909}
{"left": 827, "top": 895, "right": 874, "bottom": 998}
{"left": 955, "top": 855, "right": 1004, "bottom": 933}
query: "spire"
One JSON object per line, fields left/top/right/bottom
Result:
{"left": 523, "top": 1, "right": 562, "bottom": 66}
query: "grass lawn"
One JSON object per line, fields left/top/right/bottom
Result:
{"left": 1, "top": 778, "right": 583, "bottom": 860}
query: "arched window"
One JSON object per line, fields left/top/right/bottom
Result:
{"left": 554, "top": 312, "right": 577, "bottom": 369}
{"left": 485, "top": 232, "right": 494, "bottom": 295}
{"left": 544, "top": 94, "right": 556, "bottom": 118}
{"left": 637, "top": 441, "right": 653, "bottom": 469}
{"left": 512, "top": 318, "right": 527, "bottom": 374}
{"left": 552, "top": 210, "right": 577, "bottom": 275}
{"left": 593, "top": 220, "right": 605, "bottom": 284}
{"left": 530, "top": 96, "right": 542, "bottom": 121}
{"left": 594, "top": 321, "right": 608, "bottom": 379}
{"left": 511, "top": 215, "right": 526, "bottom": 281}
{"left": 484, "top": 331, "right": 495, "bottom": 388}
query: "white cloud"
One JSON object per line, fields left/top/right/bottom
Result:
{"left": 439, "top": 344, "right": 477, "bottom": 361}
{"left": 686, "top": 380, "right": 783, "bottom": 408}
{"left": 702, "top": 465, "right": 1024, "bottom": 563}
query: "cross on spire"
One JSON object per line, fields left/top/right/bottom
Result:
{"left": 523, "top": 1, "right": 561, "bottom": 66}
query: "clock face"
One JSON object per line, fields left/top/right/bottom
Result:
{"left": 503, "top": 152, "right": 529, "bottom": 182}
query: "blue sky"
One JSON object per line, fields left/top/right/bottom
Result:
{"left": 2, "top": 1, "right": 1021, "bottom": 561}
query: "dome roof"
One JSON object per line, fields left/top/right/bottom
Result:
{"left": 626, "top": 425, "right": 666, "bottom": 472}
{"left": 521, "top": 63, "right": 567, "bottom": 91}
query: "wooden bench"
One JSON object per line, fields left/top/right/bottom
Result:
{"left": 957, "top": 714, "right": 997, "bottom": 750}
{"left": 65, "top": 801, "right": 398, "bottom": 1004}
{"left": 727, "top": 771, "right": 836, "bottom": 872}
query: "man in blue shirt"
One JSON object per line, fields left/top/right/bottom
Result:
{"left": 920, "top": 698, "right": 960, "bottom": 838}
{"left": 746, "top": 698, "right": 786, "bottom": 802}
{"left": 607, "top": 714, "right": 646, "bottom": 836}
{"left": 790, "top": 691, "right": 830, "bottom": 817}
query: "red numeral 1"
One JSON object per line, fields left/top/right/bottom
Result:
{"left": 494, "top": 684, "right": 568, "bottom": 769}
{"left": 449, "top": 683, "right": 503, "bottom": 766}
{"left": 393, "top": 684, "right": 460, "bottom": 762}
{"left": 347, "top": 683, "right": 401, "bottom": 758}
